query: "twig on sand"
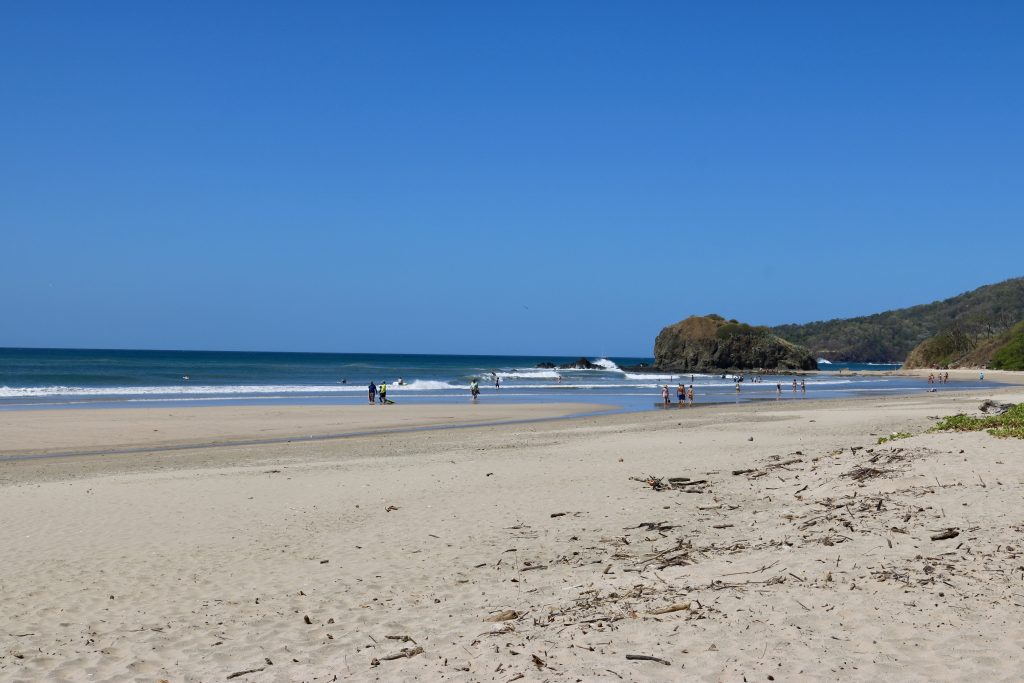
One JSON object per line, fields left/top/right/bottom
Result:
{"left": 371, "top": 646, "right": 424, "bottom": 665}
{"left": 721, "top": 560, "right": 779, "bottom": 577}
{"left": 931, "top": 528, "right": 960, "bottom": 541}
{"left": 226, "top": 668, "right": 265, "bottom": 680}
{"left": 648, "top": 602, "right": 690, "bottom": 615}
{"left": 626, "top": 654, "right": 671, "bottom": 665}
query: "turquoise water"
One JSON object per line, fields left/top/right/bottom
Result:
{"left": 0, "top": 348, "right": 981, "bottom": 411}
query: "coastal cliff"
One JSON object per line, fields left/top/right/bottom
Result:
{"left": 653, "top": 315, "right": 817, "bottom": 372}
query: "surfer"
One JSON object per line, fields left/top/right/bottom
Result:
{"left": 470, "top": 379, "right": 480, "bottom": 401}
{"left": 379, "top": 381, "right": 387, "bottom": 404}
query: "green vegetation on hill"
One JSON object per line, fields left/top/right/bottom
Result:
{"left": 905, "top": 319, "right": 1024, "bottom": 370}
{"left": 990, "top": 321, "right": 1024, "bottom": 370}
{"left": 715, "top": 322, "right": 769, "bottom": 340}
{"left": 772, "top": 277, "right": 1024, "bottom": 362}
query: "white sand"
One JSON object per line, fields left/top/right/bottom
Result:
{"left": 2, "top": 385, "right": 1024, "bottom": 681}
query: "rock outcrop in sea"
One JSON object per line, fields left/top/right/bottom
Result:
{"left": 653, "top": 315, "right": 818, "bottom": 372}
{"left": 558, "top": 357, "right": 603, "bottom": 370}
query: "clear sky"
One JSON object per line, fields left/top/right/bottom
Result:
{"left": 2, "top": 2, "right": 1022, "bottom": 356}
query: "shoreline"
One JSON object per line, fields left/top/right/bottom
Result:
{"left": 5, "top": 377, "right": 1021, "bottom": 463}
{"left": 3, "top": 387, "right": 1024, "bottom": 680}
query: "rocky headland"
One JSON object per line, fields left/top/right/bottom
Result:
{"left": 650, "top": 314, "right": 817, "bottom": 373}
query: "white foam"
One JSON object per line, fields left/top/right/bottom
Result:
{"left": 623, "top": 373, "right": 688, "bottom": 380}
{"left": 817, "top": 358, "right": 833, "bottom": 365}
{"left": 0, "top": 384, "right": 371, "bottom": 398}
{"left": 0, "top": 380, "right": 473, "bottom": 398}
{"left": 494, "top": 369, "right": 561, "bottom": 380}
{"left": 397, "top": 379, "right": 455, "bottom": 391}
{"left": 592, "top": 358, "right": 621, "bottom": 371}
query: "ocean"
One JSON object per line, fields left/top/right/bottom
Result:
{"left": 0, "top": 348, "right": 982, "bottom": 412}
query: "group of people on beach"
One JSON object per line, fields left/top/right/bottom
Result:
{"left": 367, "top": 381, "right": 389, "bottom": 404}
{"left": 776, "top": 379, "right": 806, "bottom": 397}
{"left": 662, "top": 383, "right": 695, "bottom": 407}
{"left": 928, "top": 372, "right": 950, "bottom": 384}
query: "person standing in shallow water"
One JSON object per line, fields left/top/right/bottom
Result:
{"left": 677, "top": 383, "right": 685, "bottom": 406}
{"left": 368, "top": 381, "right": 376, "bottom": 405}
{"left": 378, "top": 381, "right": 387, "bottom": 404}
{"left": 662, "top": 385, "right": 670, "bottom": 406}
{"left": 688, "top": 385, "right": 694, "bottom": 406}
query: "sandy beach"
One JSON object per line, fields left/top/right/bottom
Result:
{"left": 2, "top": 384, "right": 1024, "bottom": 682}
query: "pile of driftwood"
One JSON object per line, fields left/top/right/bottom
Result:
{"left": 630, "top": 475, "right": 710, "bottom": 493}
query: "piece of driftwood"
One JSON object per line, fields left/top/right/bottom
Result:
{"left": 648, "top": 602, "right": 690, "bottom": 615}
{"left": 630, "top": 521, "right": 677, "bottom": 531}
{"left": 371, "top": 646, "right": 424, "bottom": 665}
{"left": 771, "top": 458, "right": 803, "bottom": 468}
{"left": 931, "top": 529, "right": 960, "bottom": 541}
{"left": 483, "top": 610, "right": 519, "bottom": 622}
{"left": 226, "top": 668, "right": 265, "bottom": 680}
{"left": 626, "top": 654, "right": 670, "bottom": 665}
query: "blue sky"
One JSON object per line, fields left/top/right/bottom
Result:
{"left": 2, "top": 2, "right": 1022, "bottom": 356}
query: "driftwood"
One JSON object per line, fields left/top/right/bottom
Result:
{"left": 371, "top": 646, "right": 424, "bottom": 665}
{"left": 648, "top": 602, "right": 690, "bottom": 615}
{"left": 631, "top": 475, "right": 710, "bottom": 491}
{"left": 630, "top": 521, "right": 677, "bottom": 531}
{"left": 483, "top": 609, "right": 519, "bottom": 622}
{"left": 626, "top": 654, "right": 671, "bottom": 665}
{"left": 226, "top": 668, "right": 265, "bottom": 680}
{"left": 846, "top": 466, "right": 891, "bottom": 482}
{"left": 931, "top": 528, "right": 960, "bottom": 541}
